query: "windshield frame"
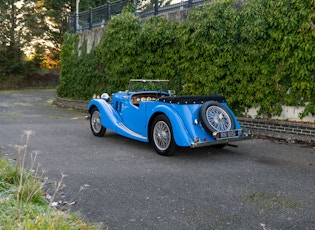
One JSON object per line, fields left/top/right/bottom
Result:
{"left": 128, "top": 79, "right": 170, "bottom": 93}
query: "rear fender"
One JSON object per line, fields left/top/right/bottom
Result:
{"left": 150, "top": 105, "right": 193, "bottom": 147}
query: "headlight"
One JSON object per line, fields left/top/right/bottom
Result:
{"left": 101, "top": 93, "right": 110, "bottom": 101}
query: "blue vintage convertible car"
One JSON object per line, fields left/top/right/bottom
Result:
{"left": 88, "top": 79, "right": 251, "bottom": 156}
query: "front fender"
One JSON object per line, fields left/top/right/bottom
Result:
{"left": 151, "top": 105, "right": 193, "bottom": 147}
{"left": 88, "top": 99, "right": 148, "bottom": 142}
{"left": 88, "top": 99, "right": 122, "bottom": 131}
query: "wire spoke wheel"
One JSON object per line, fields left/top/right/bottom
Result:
{"left": 199, "top": 101, "right": 235, "bottom": 134}
{"left": 90, "top": 108, "right": 106, "bottom": 136}
{"left": 151, "top": 115, "right": 177, "bottom": 156}
{"left": 153, "top": 121, "right": 171, "bottom": 151}
{"left": 206, "top": 106, "right": 232, "bottom": 132}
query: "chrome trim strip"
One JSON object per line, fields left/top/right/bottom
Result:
{"left": 190, "top": 132, "right": 253, "bottom": 148}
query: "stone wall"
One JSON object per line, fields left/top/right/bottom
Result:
{"left": 238, "top": 118, "right": 315, "bottom": 142}
{"left": 55, "top": 97, "right": 88, "bottom": 111}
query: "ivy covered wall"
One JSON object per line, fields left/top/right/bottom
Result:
{"left": 58, "top": 0, "right": 315, "bottom": 118}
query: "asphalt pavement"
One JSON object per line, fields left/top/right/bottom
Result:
{"left": 0, "top": 89, "right": 314, "bottom": 230}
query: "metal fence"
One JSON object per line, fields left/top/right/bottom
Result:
{"left": 68, "top": 0, "right": 209, "bottom": 33}
{"left": 68, "top": 0, "right": 129, "bottom": 33}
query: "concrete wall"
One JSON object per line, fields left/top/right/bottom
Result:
{"left": 154, "top": 8, "right": 189, "bottom": 22}
{"left": 245, "top": 106, "right": 314, "bottom": 123}
{"left": 77, "top": 9, "right": 190, "bottom": 54}
{"left": 78, "top": 27, "right": 106, "bottom": 55}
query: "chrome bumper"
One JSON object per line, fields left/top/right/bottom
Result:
{"left": 190, "top": 131, "right": 253, "bottom": 148}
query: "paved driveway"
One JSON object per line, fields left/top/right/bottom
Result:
{"left": 0, "top": 90, "right": 314, "bottom": 230}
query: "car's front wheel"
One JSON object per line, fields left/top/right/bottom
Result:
{"left": 90, "top": 107, "right": 106, "bottom": 137}
{"left": 150, "top": 114, "right": 177, "bottom": 156}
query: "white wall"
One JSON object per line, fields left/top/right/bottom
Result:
{"left": 245, "top": 105, "right": 314, "bottom": 123}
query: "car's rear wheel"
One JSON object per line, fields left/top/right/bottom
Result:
{"left": 90, "top": 107, "right": 106, "bottom": 137}
{"left": 199, "top": 101, "right": 235, "bottom": 134}
{"left": 150, "top": 114, "right": 177, "bottom": 156}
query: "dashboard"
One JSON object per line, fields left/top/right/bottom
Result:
{"left": 131, "top": 93, "right": 159, "bottom": 106}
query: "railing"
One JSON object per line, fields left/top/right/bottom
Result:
{"left": 139, "top": 0, "right": 209, "bottom": 18}
{"left": 68, "top": 0, "right": 129, "bottom": 33}
{"left": 68, "top": 0, "right": 210, "bottom": 33}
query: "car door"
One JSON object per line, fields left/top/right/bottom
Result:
{"left": 121, "top": 99, "right": 147, "bottom": 136}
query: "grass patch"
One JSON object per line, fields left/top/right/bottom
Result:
{"left": 0, "top": 130, "right": 101, "bottom": 230}
{"left": 241, "top": 191, "right": 303, "bottom": 214}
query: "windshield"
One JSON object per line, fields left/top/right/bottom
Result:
{"left": 128, "top": 79, "right": 169, "bottom": 93}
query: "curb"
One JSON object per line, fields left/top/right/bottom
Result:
{"left": 54, "top": 97, "right": 88, "bottom": 111}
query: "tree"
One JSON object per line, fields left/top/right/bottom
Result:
{"left": 0, "top": 0, "right": 111, "bottom": 77}
{"left": 40, "top": 0, "right": 107, "bottom": 62}
{"left": 0, "top": 0, "right": 48, "bottom": 75}
{"left": 39, "top": 0, "right": 73, "bottom": 62}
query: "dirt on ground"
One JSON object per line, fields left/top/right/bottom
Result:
{"left": 255, "top": 134, "right": 315, "bottom": 149}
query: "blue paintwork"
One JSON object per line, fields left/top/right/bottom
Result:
{"left": 88, "top": 86, "right": 246, "bottom": 148}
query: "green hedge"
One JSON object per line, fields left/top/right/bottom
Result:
{"left": 58, "top": 0, "right": 315, "bottom": 118}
